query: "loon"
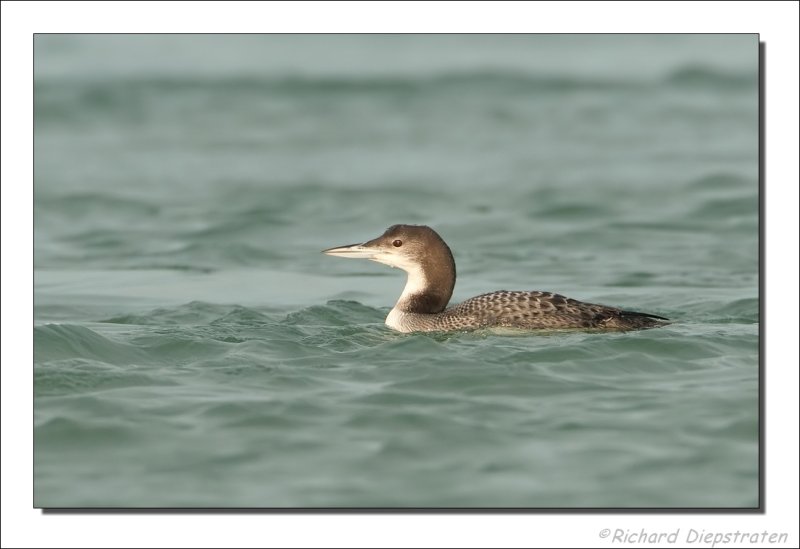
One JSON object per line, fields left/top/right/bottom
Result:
{"left": 322, "top": 224, "right": 668, "bottom": 333}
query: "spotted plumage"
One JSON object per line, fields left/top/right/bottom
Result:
{"left": 323, "top": 225, "right": 668, "bottom": 333}
{"left": 392, "top": 291, "right": 667, "bottom": 332}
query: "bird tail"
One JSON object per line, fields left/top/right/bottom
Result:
{"left": 616, "top": 310, "right": 670, "bottom": 329}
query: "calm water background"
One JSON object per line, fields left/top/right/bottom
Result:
{"left": 34, "top": 35, "right": 759, "bottom": 508}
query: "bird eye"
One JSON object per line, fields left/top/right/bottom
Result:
{"left": 392, "top": 239, "right": 403, "bottom": 247}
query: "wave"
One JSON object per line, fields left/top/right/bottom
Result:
{"left": 36, "top": 65, "right": 756, "bottom": 116}
{"left": 34, "top": 68, "right": 758, "bottom": 134}
{"left": 36, "top": 70, "right": 634, "bottom": 96}
{"left": 285, "top": 300, "right": 385, "bottom": 327}
{"left": 685, "top": 173, "right": 752, "bottom": 191}
{"left": 101, "top": 301, "right": 234, "bottom": 326}
{"left": 664, "top": 65, "right": 757, "bottom": 88}
{"left": 37, "top": 65, "right": 757, "bottom": 94}
{"left": 35, "top": 192, "right": 160, "bottom": 217}
{"left": 34, "top": 324, "right": 147, "bottom": 364}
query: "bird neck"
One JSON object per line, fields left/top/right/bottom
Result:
{"left": 394, "top": 255, "right": 455, "bottom": 315}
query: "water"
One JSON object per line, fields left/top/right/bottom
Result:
{"left": 34, "top": 35, "right": 759, "bottom": 508}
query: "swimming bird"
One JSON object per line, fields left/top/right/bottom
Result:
{"left": 322, "top": 224, "right": 668, "bottom": 333}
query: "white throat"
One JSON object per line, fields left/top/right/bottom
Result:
{"left": 385, "top": 264, "right": 427, "bottom": 332}
{"left": 397, "top": 264, "right": 427, "bottom": 304}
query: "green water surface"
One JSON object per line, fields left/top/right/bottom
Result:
{"left": 34, "top": 34, "right": 759, "bottom": 508}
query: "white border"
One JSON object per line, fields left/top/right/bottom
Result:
{"left": 3, "top": 2, "right": 798, "bottom": 548}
